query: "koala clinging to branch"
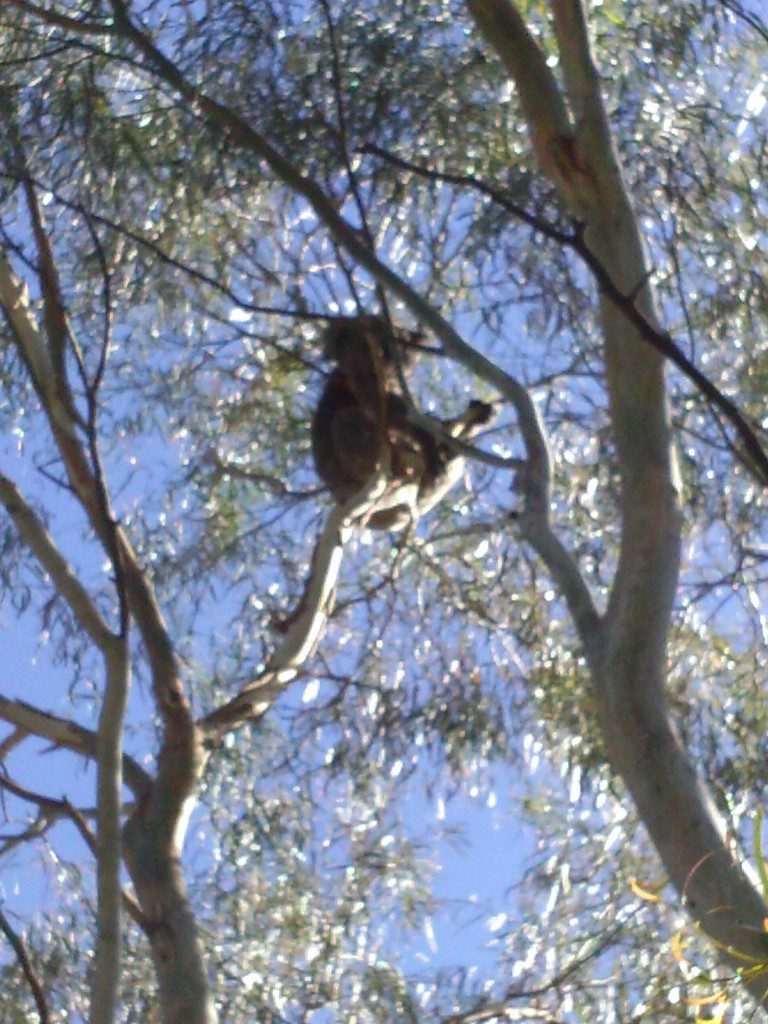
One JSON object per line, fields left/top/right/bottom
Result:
{"left": 311, "top": 316, "right": 497, "bottom": 530}
{"left": 272, "top": 316, "right": 496, "bottom": 634}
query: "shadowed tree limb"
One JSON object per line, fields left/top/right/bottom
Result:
{"left": 0, "top": 470, "right": 116, "bottom": 650}
{"left": 0, "top": 773, "right": 147, "bottom": 929}
{"left": 0, "top": 178, "right": 205, "bottom": 1022}
{"left": 5, "top": 0, "right": 116, "bottom": 36}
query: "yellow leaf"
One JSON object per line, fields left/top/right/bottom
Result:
{"left": 671, "top": 930, "right": 688, "bottom": 964}
{"left": 629, "top": 876, "right": 661, "bottom": 902}
{"left": 685, "top": 989, "right": 727, "bottom": 1007}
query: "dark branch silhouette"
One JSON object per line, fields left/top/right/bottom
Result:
{"left": 364, "top": 143, "right": 768, "bottom": 488}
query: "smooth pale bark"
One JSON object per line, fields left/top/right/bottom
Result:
{"left": 0, "top": 244, "right": 133, "bottom": 1023}
{"left": 204, "top": 473, "right": 389, "bottom": 737}
{"left": 128, "top": 476, "right": 402, "bottom": 1022}
{"left": 0, "top": 226, "right": 214, "bottom": 1021}
{"left": 123, "top": 772, "right": 214, "bottom": 1024}
{"left": 469, "top": 0, "right": 768, "bottom": 1003}
{"left": 111, "top": 0, "right": 768, "bottom": 1003}
{"left": 91, "top": 646, "right": 130, "bottom": 1024}
{"left": 10, "top": 0, "right": 768, "bottom": 1012}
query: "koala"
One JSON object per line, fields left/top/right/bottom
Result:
{"left": 312, "top": 316, "right": 496, "bottom": 530}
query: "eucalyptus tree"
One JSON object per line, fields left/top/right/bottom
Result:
{"left": 0, "top": 1, "right": 767, "bottom": 1023}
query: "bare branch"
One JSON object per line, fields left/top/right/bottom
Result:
{"left": 62, "top": 801, "right": 148, "bottom": 931}
{"left": 0, "top": 234, "right": 189, "bottom": 774}
{"left": 0, "top": 728, "right": 25, "bottom": 762}
{"left": 91, "top": 644, "right": 130, "bottom": 1024}
{"left": 0, "top": 771, "right": 98, "bottom": 818}
{"left": 1, "top": 103, "right": 74, "bottom": 404}
{"left": 0, "top": 698, "right": 149, "bottom": 795}
{"left": 0, "top": 811, "right": 53, "bottom": 858}
{"left": 0, "top": 772, "right": 147, "bottom": 930}
{"left": 468, "top": 0, "right": 768, "bottom": 999}
{"left": 719, "top": 0, "right": 768, "bottom": 44}
{"left": 443, "top": 1007, "right": 561, "bottom": 1024}
{"left": 104, "top": 0, "right": 545, "bottom": 442}
{"left": 0, "top": 470, "right": 116, "bottom": 649}
{"left": 0, "top": 169, "right": 322, "bottom": 324}
{"left": 0, "top": 250, "right": 72, "bottom": 425}
{"left": 549, "top": 0, "right": 613, "bottom": 157}
{"left": 515, "top": 494, "right": 603, "bottom": 659}
{"left": 365, "top": 145, "right": 768, "bottom": 487}
{"left": 467, "top": 0, "right": 571, "bottom": 171}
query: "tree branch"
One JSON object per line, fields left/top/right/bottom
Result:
{"left": 99, "top": 0, "right": 597, "bottom": 744}
{"left": 1, "top": 102, "right": 76, "bottom": 411}
{"left": 62, "top": 800, "right": 148, "bottom": 931}
{"left": 4, "top": 0, "right": 116, "bottom": 37}
{"left": 201, "top": 473, "right": 390, "bottom": 740}
{"left": 444, "top": 1007, "right": 561, "bottom": 1024}
{"left": 0, "top": 774, "right": 147, "bottom": 930}
{"left": 549, "top": 0, "right": 613, "bottom": 157}
{"left": 0, "top": 168, "right": 319, "bottom": 325}
{"left": 0, "top": 470, "right": 117, "bottom": 649}
{"left": 365, "top": 145, "right": 768, "bottom": 487}
{"left": 469, "top": 0, "right": 768, "bottom": 1001}
{"left": 0, "top": 698, "right": 149, "bottom": 794}
{"left": 0, "top": 236, "right": 192, "bottom": 780}
{"left": 103, "top": 0, "right": 547, "bottom": 457}
{"left": 91, "top": 642, "right": 130, "bottom": 1024}
{"left": 1, "top": 88, "right": 210, "bottom": 1024}
{"left": 467, "top": 0, "right": 571, "bottom": 172}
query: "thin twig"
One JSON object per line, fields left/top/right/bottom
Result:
{"left": 365, "top": 144, "right": 768, "bottom": 487}
{"left": 5, "top": 0, "right": 116, "bottom": 37}
{"left": 0, "top": 169, "right": 325, "bottom": 324}
{"left": 0, "top": 905, "right": 50, "bottom": 1023}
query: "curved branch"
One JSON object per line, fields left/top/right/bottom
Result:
{"left": 101, "top": 0, "right": 596, "bottom": 743}
{"left": 104, "top": 1, "right": 545, "bottom": 456}
{"left": 364, "top": 147, "right": 768, "bottom": 488}
{"left": 201, "top": 473, "right": 389, "bottom": 740}
{"left": 467, "top": 0, "right": 571, "bottom": 170}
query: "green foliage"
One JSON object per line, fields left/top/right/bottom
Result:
{"left": 0, "top": 0, "right": 766, "bottom": 1021}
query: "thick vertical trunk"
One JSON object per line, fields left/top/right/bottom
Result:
{"left": 124, "top": 786, "right": 216, "bottom": 1024}
{"left": 468, "top": 0, "right": 768, "bottom": 1001}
